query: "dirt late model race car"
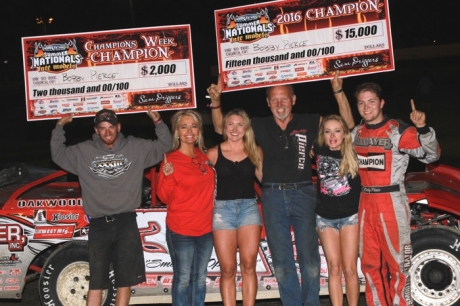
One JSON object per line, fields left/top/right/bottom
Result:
{"left": 0, "top": 163, "right": 460, "bottom": 306}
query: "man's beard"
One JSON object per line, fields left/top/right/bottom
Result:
{"left": 273, "top": 107, "right": 290, "bottom": 121}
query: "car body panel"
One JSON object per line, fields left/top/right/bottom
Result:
{"left": 0, "top": 163, "right": 459, "bottom": 304}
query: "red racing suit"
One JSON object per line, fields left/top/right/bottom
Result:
{"left": 352, "top": 116, "right": 440, "bottom": 306}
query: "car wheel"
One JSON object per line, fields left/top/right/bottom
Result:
{"left": 39, "top": 241, "right": 116, "bottom": 306}
{"left": 411, "top": 226, "right": 460, "bottom": 306}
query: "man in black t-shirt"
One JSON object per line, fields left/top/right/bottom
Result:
{"left": 208, "top": 77, "right": 351, "bottom": 306}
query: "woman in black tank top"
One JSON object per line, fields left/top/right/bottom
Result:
{"left": 207, "top": 109, "right": 263, "bottom": 306}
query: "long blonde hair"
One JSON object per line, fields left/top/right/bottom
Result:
{"left": 222, "top": 109, "right": 262, "bottom": 169}
{"left": 170, "top": 110, "right": 206, "bottom": 152}
{"left": 317, "top": 114, "right": 358, "bottom": 178}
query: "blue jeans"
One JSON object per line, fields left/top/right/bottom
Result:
{"left": 166, "top": 227, "right": 213, "bottom": 306}
{"left": 262, "top": 183, "right": 320, "bottom": 306}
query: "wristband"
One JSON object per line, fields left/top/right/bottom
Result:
{"left": 208, "top": 104, "right": 221, "bottom": 109}
{"left": 416, "top": 125, "right": 430, "bottom": 134}
{"left": 153, "top": 118, "right": 162, "bottom": 124}
{"left": 333, "top": 88, "right": 343, "bottom": 94}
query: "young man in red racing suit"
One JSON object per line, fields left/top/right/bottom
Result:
{"left": 332, "top": 75, "right": 441, "bottom": 306}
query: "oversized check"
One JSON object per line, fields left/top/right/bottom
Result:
{"left": 22, "top": 25, "right": 195, "bottom": 121}
{"left": 215, "top": 0, "right": 394, "bottom": 92}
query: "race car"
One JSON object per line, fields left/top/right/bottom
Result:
{"left": 0, "top": 162, "right": 459, "bottom": 306}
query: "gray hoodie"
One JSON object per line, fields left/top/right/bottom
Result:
{"left": 50, "top": 121, "right": 172, "bottom": 218}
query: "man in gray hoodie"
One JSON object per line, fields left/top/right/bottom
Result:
{"left": 51, "top": 107, "right": 172, "bottom": 306}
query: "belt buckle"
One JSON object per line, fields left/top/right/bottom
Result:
{"left": 279, "top": 183, "right": 285, "bottom": 190}
{"left": 105, "top": 216, "right": 114, "bottom": 222}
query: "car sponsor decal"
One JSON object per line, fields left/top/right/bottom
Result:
{"left": 33, "top": 225, "right": 75, "bottom": 239}
{"left": 0, "top": 255, "right": 22, "bottom": 267}
{"left": 160, "top": 276, "right": 173, "bottom": 287}
{"left": 17, "top": 198, "right": 83, "bottom": 208}
{"left": 0, "top": 225, "right": 27, "bottom": 252}
{"left": 5, "top": 278, "right": 19, "bottom": 284}
{"left": 137, "top": 274, "right": 158, "bottom": 288}
{"left": 139, "top": 222, "right": 167, "bottom": 253}
{"left": 9, "top": 269, "right": 21, "bottom": 276}
{"left": 51, "top": 212, "right": 79, "bottom": 222}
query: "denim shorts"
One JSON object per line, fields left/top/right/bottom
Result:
{"left": 316, "top": 213, "right": 358, "bottom": 232}
{"left": 213, "top": 198, "right": 262, "bottom": 230}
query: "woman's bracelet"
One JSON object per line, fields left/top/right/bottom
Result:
{"left": 333, "top": 88, "right": 343, "bottom": 94}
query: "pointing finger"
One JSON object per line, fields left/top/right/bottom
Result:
{"left": 164, "top": 153, "right": 167, "bottom": 164}
{"left": 410, "top": 99, "right": 416, "bottom": 112}
{"left": 217, "top": 74, "right": 222, "bottom": 87}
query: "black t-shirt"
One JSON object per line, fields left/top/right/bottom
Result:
{"left": 252, "top": 113, "right": 319, "bottom": 183}
{"left": 314, "top": 143, "right": 361, "bottom": 219}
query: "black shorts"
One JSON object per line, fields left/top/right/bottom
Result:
{"left": 88, "top": 212, "right": 146, "bottom": 289}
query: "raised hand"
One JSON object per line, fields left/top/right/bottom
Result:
{"left": 57, "top": 114, "right": 74, "bottom": 126}
{"left": 162, "top": 153, "right": 174, "bottom": 176}
{"left": 331, "top": 70, "right": 343, "bottom": 92}
{"left": 409, "top": 99, "right": 426, "bottom": 128}
{"left": 147, "top": 105, "right": 161, "bottom": 122}
{"left": 207, "top": 75, "right": 222, "bottom": 104}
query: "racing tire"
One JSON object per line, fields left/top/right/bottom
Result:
{"left": 411, "top": 226, "right": 460, "bottom": 306}
{"left": 39, "top": 241, "right": 116, "bottom": 306}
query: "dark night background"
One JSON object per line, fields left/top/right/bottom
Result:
{"left": 1, "top": 0, "right": 460, "bottom": 169}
